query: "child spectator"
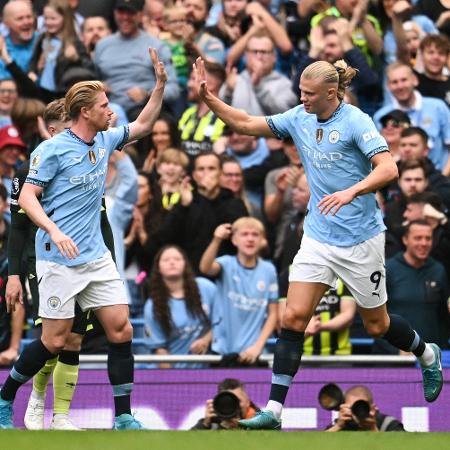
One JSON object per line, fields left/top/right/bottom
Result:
{"left": 144, "top": 245, "right": 217, "bottom": 368}
{"left": 200, "top": 217, "right": 278, "bottom": 365}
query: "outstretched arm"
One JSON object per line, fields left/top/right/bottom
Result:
{"left": 193, "top": 58, "right": 274, "bottom": 138}
{"left": 128, "top": 48, "right": 168, "bottom": 142}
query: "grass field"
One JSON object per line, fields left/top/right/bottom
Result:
{"left": 2, "top": 430, "right": 450, "bottom": 450}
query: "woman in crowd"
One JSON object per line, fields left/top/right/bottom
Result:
{"left": 144, "top": 245, "right": 217, "bottom": 368}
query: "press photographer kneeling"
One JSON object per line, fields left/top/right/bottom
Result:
{"left": 320, "top": 384, "right": 405, "bottom": 432}
{"left": 192, "top": 379, "right": 259, "bottom": 430}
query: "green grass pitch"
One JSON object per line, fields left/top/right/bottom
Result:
{"left": 2, "top": 430, "right": 450, "bottom": 450}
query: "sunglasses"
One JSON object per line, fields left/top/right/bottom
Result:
{"left": 382, "top": 119, "right": 409, "bottom": 129}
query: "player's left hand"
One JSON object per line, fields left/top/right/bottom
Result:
{"left": 149, "top": 47, "right": 168, "bottom": 84}
{"left": 239, "top": 344, "right": 261, "bottom": 364}
{"left": 317, "top": 188, "right": 356, "bottom": 215}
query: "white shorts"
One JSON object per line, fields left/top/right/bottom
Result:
{"left": 37, "top": 252, "right": 128, "bottom": 320}
{"left": 289, "top": 233, "right": 387, "bottom": 309}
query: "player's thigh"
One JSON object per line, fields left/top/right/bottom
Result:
{"left": 333, "top": 233, "right": 387, "bottom": 309}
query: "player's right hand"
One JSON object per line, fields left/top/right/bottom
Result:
{"left": 5, "top": 275, "right": 23, "bottom": 313}
{"left": 193, "top": 57, "right": 209, "bottom": 99}
{"left": 49, "top": 228, "right": 80, "bottom": 259}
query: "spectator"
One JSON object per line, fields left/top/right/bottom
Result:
{"left": 384, "top": 158, "right": 431, "bottom": 244}
{"left": 192, "top": 378, "right": 259, "bottom": 429}
{"left": 0, "top": 0, "right": 37, "bottom": 80}
{"left": 80, "top": 16, "right": 112, "bottom": 59}
{"left": 158, "top": 152, "right": 248, "bottom": 271}
{"left": 144, "top": 245, "right": 217, "bottom": 368}
{"left": 326, "top": 385, "right": 405, "bottom": 431}
{"left": 378, "top": 220, "right": 450, "bottom": 354}
{"left": 264, "top": 138, "right": 303, "bottom": 262}
{"left": 179, "top": 62, "right": 227, "bottom": 161}
{"left": 310, "top": 0, "right": 383, "bottom": 67}
{"left": 0, "top": 79, "right": 17, "bottom": 128}
{"left": 219, "top": 155, "right": 254, "bottom": 217}
{"left": 413, "top": 0, "right": 450, "bottom": 39}
{"left": 94, "top": 0, "right": 179, "bottom": 118}
{"left": 222, "top": 32, "right": 297, "bottom": 116}
{"left": 28, "top": 0, "right": 94, "bottom": 95}
{"left": 183, "top": 0, "right": 226, "bottom": 64}
{"left": 155, "top": 147, "right": 189, "bottom": 211}
{"left": 141, "top": 113, "right": 181, "bottom": 173}
{"left": 416, "top": 34, "right": 450, "bottom": 107}
{"left": 0, "top": 183, "right": 23, "bottom": 366}
{"left": 200, "top": 217, "right": 278, "bottom": 365}
{"left": 142, "top": 0, "right": 165, "bottom": 37}
{"left": 373, "top": 63, "right": 450, "bottom": 175}
{"left": 379, "top": 109, "right": 411, "bottom": 161}
{"left": 293, "top": 18, "right": 379, "bottom": 109}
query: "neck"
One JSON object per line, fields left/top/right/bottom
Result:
{"left": 138, "top": 203, "right": 149, "bottom": 216}
{"left": 161, "top": 180, "right": 179, "bottom": 193}
{"left": 197, "top": 101, "right": 210, "bottom": 116}
{"left": 424, "top": 69, "right": 446, "bottom": 81}
{"left": 70, "top": 121, "right": 97, "bottom": 144}
{"left": 403, "top": 251, "right": 426, "bottom": 269}
{"left": 199, "top": 186, "right": 220, "bottom": 199}
{"left": 237, "top": 252, "right": 257, "bottom": 268}
{"left": 164, "top": 277, "right": 184, "bottom": 297}
{"left": 317, "top": 98, "right": 340, "bottom": 121}
{"left": 9, "top": 33, "right": 27, "bottom": 46}
{"left": 121, "top": 29, "right": 139, "bottom": 39}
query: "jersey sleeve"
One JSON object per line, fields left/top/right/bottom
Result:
{"left": 25, "top": 145, "right": 59, "bottom": 188}
{"left": 143, "top": 299, "right": 167, "bottom": 349}
{"left": 104, "top": 125, "right": 129, "bottom": 155}
{"left": 196, "top": 276, "right": 218, "bottom": 320}
{"left": 267, "top": 263, "right": 279, "bottom": 304}
{"left": 265, "top": 106, "right": 299, "bottom": 140}
{"left": 352, "top": 112, "right": 389, "bottom": 160}
{"left": 10, "top": 162, "right": 29, "bottom": 213}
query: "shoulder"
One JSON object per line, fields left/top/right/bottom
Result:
{"left": 95, "top": 33, "right": 118, "bottom": 51}
{"left": 196, "top": 276, "right": 217, "bottom": 292}
{"left": 423, "top": 96, "right": 448, "bottom": 111}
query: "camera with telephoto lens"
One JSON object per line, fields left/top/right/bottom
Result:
{"left": 318, "top": 383, "right": 371, "bottom": 430}
{"left": 213, "top": 391, "right": 241, "bottom": 421}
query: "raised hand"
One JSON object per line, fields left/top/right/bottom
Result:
{"left": 149, "top": 47, "right": 168, "bottom": 84}
{"left": 193, "top": 57, "right": 209, "bottom": 99}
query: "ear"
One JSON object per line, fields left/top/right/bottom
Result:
{"left": 412, "top": 72, "right": 419, "bottom": 88}
{"left": 402, "top": 233, "right": 408, "bottom": 247}
{"left": 327, "top": 87, "right": 335, "bottom": 100}
{"left": 80, "top": 105, "right": 89, "bottom": 119}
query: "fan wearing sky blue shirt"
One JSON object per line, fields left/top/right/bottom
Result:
{"left": 200, "top": 217, "right": 278, "bottom": 365}
{"left": 0, "top": 48, "right": 167, "bottom": 432}
{"left": 192, "top": 57, "right": 444, "bottom": 430}
{"left": 144, "top": 245, "right": 217, "bottom": 369}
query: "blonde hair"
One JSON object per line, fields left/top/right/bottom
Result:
{"left": 232, "top": 217, "right": 265, "bottom": 237}
{"left": 386, "top": 61, "right": 413, "bottom": 78}
{"left": 43, "top": 98, "right": 69, "bottom": 125}
{"left": 65, "top": 80, "right": 105, "bottom": 120}
{"left": 156, "top": 147, "right": 189, "bottom": 171}
{"left": 301, "top": 60, "right": 357, "bottom": 101}
{"left": 163, "top": 6, "right": 186, "bottom": 22}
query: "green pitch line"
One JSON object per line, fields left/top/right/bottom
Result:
{"left": 3, "top": 430, "right": 450, "bottom": 450}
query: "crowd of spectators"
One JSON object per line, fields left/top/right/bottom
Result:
{"left": 0, "top": 0, "right": 449, "bottom": 367}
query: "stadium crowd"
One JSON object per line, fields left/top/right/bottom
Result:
{"left": 0, "top": 0, "right": 449, "bottom": 369}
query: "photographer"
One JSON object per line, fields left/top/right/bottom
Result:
{"left": 191, "top": 378, "right": 259, "bottom": 429}
{"left": 325, "top": 385, "right": 405, "bottom": 432}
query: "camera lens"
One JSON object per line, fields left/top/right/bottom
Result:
{"left": 213, "top": 391, "right": 241, "bottom": 420}
{"left": 351, "top": 400, "right": 370, "bottom": 420}
{"left": 318, "top": 383, "right": 344, "bottom": 411}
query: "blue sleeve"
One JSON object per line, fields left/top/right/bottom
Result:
{"left": 25, "top": 144, "right": 59, "bottom": 187}
{"left": 266, "top": 107, "right": 298, "bottom": 140}
{"left": 267, "top": 263, "right": 279, "bottom": 303}
{"left": 438, "top": 102, "right": 450, "bottom": 145}
{"left": 104, "top": 125, "right": 129, "bottom": 155}
{"left": 196, "top": 277, "right": 218, "bottom": 319}
{"left": 143, "top": 299, "right": 168, "bottom": 349}
{"left": 352, "top": 111, "right": 389, "bottom": 160}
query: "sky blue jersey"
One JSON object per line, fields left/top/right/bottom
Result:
{"left": 267, "top": 102, "right": 387, "bottom": 246}
{"left": 25, "top": 126, "right": 129, "bottom": 266}
{"left": 144, "top": 277, "right": 217, "bottom": 368}
{"left": 211, "top": 255, "right": 278, "bottom": 355}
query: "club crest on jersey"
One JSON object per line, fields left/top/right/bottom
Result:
{"left": 99, "top": 147, "right": 106, "bottom": 159}
{"left": 31, "top": 154, "right": 40, "bottom": 168}
{"left": 316, "top": 128, "right": 323, "bottom": 144}
{"left": 88, "top": 149, "right": 96, "bottom": 164}
{"left": 329, "top": 130, "right": 340, "bottom": 144}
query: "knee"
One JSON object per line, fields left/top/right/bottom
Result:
{"left": 41, "top": 336, "right": 67, "bottom": 354}
{"left": 282, "top": 305, "right": 310, "bottom": 331}
{"left": 108, "top": 320, "right": 133, "bottom": 343}
{"left": 64, "top": 333, "right": 83, "bottom": 352}
{"left": 364, "top": 319, "right": 389, "bottom": 338}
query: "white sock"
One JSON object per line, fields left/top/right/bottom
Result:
{"left": 31, "top": 390, "right": 45, "bottom": 400}
{"left": 265, "top": 400, "right": 283, "bottom": 419}
{"left": 418, "top": 344, "right": 435, "bottom": 367}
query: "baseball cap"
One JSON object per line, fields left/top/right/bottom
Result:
{"left": 380, "top": 109, "right": 411, "bottom": 128}
{"left": 114, "top": 0, "right": 144, "bottom": 12}
{"left": 0, "top": 125, "right": 26, "bottom": 151}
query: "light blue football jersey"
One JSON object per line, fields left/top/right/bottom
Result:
{"left": 267, "top": 102, "right": 387, "bottom": 246}
{"left": 211, "top": 255, "right": 278, "bottom": 355}
{"left": 25, "top": 126, "right": 129, "bottom": 266}
{"left": 144, "top": 277, "right": 217, "bottom": 368}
